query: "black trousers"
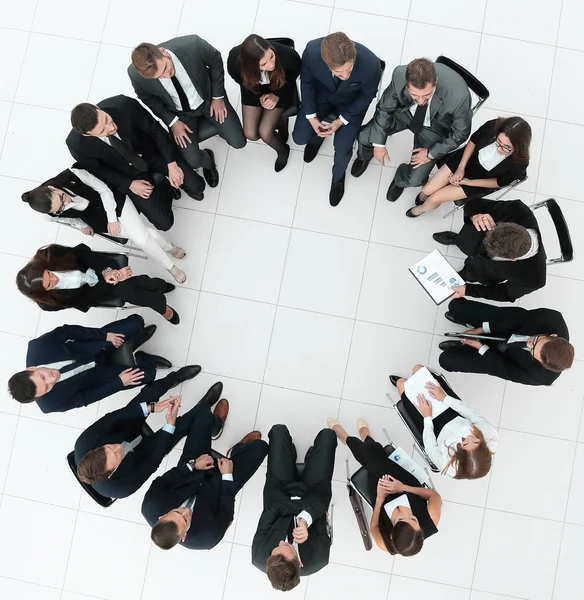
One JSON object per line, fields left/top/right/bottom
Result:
{"left": 109, "top": 275, "right": 168, "bottom": 315}
{"left": 128, "top": 176, "right": 175, "bottom": 232}
{"left": 265, "top": 424, "right": 337, "bottom": 505}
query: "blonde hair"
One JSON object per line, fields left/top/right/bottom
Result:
{"left": 442, "top": 425, "right": 493, "bottom": 480}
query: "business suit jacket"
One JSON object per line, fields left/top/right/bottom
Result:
{"left": 480, "top": 307, "right": 569, "bottom": 386}
{"left": 252, "top": 485, "right": 331, "bottom": 577}
{"left": 367, "top": 63, "right": 472, "bottom": 159}
{"left": 66, "top": 95, "right": 176, "bottom": 196}
{"left": 142, "top": 464, "right": 236, "bottom": 549}
{"left": 459, "top": 198, "right": 546, "bottom": 302}
{"left": 42, "top": 166, "right": 125, "bottom": 234}
{"left": 74, "top": 401, "right": 176, "bottom": 499}
{"left": 227, "top": 41, "right": 301, "bottom": 108}
{"left": 128, "top": 35, "right": 226, "bottom": 127}
{"left": 299, "top": 38, "right": 381, "bottom": 123}
{"left": 26, "top": 323, "right": 125, "bottom": 413}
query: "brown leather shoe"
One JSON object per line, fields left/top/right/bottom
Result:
{"left": 211, "top": 399, "right": 229, "bottom": 440}
{"left": 227, "top": 431, "right": 262, "bottom": 457}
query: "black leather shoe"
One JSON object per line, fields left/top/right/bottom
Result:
{"left": 389, "top": 375, "right": 402, "bottom": 387}
{"left": 433, "top": 231, "right": 459, "bottom": 246}
{"left": 172, "top": 188, "right": 181, "bottom": 200}
{"left": 303, "top": 140, "right": 323, "bottom": 163}
{"left": 127, "top": 324, "right": 157, "bottom": 352}
{"left": 351, "top": 157, "right": 370, "bottom": 178}
{"left": 167, "top": 307, "right": 180, "bottom": 325}
{"left": 202, "top": 149, "right": 219, "bottom": 187}
{"left": 329, "top": 175, "right": 345, "bottom": 207}
{"left": 185, "top": 191, "right": 204, "bottom": 201}
{"left": 405, "top": 207, "right": 421, "bottom": 218}
{"left": 164, "top": 283, "right": 176, "bottom": 293}
{"left": 135, "top": 351, "right": 172, "bottom": 369}
{"left": 445, "top": 311, "right": 468, "bottom": 326}
{"left": 173, "top": 365, "right": 202, "bottom": 385}
{"left": 439, "top": 341, "right": 463, "bottom": 351}
{"left": 275, "top": 144, "right": 290, "bottom": 173}
{"left": 386, "top": 179, "right": 404, "bottom": 202}
{"left": 415, "top": 193, "right": 425, "bottom": 206}
{"left": 196, "top": 382, "right": 224, "bottom": 410}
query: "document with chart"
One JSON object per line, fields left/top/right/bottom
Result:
{"left": 409, "top": 249, "right": 465, "bottom": 305}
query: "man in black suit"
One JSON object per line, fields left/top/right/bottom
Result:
{"left": 352, "top": 58, "right": 472, "bottom": 202}
{"left": 143, "top": 386, "right": 268, "bottom": 550}
{"left": 7, "top": 315, "right": 176, "bottom": 413}
{"left": 66, "top": 95, "right": 204, "bottom": 232}
{"left": 292, "top": 32, "right": 381, "bottom": 206}
{"left": 129, "top": 36, "right": 246, "bottom": 188}
{"left": 433, "top": 198, "right": 547, "bottom": 302}
{"left": 252, "top": 424, "right": 337, "bottom": 591}
{"left": 74, "top": 379, "right": 223, "bottom": 499}
{"left": 439, "top": 299, "right": 574, "bottom": 386}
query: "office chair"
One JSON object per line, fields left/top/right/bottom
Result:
{"left": 435, "top": 55, "right": 489, "bottom": 116}
{"left": 532, "top": 198, "right": 574, "bottom": 265}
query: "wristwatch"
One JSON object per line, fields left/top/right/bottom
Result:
{"left": 149, "top": 401, "right": 156, "bottom": 414}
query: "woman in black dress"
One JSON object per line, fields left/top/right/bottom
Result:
{"left": 16, "top": 243, "right": 180, "bottom": 324}
{"left": 406, "top": 116, "right": 532, "bottom": 217}
{"left": 328, "top": 417, "right": 442, "bottom": 556}
{"left": 228, "top": 35, "right": 301, "bottom": 172}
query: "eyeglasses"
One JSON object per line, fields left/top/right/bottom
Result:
{"left": 529, "top": 334, "right": 544, "bottom": 356}
{"left": 495, "top": 136, "right": 514, "bottom": 154}
{"left": 53, "top": 192, "right": 67, "bottom": 216}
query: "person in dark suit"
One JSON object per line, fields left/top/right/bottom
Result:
{"left": 129, "top": 35, "right": 246, "bottom": 189}
{"left": 438, "top": 299, "right": 574, "bottom": 386}
{"left": 6, "top": 315, "right": 174, "bottom": 413}
{"left": 228, "top": 35, "right": 301, "bottom": 172}
{"left": 74, "top": 376, "right": 217, "bottom": 500}
{"left": 66, "top": 95, "right": 204, "bottom": 233}
{"left": 328, "top": 418, "right": 441, "bottom": 556}
{"left": 292, "top": 32, "right": 381, "bottom": 206}
{"left": 407, "top": 117, "right": 532, "bottom": 217}
{"left": 144, "top": 389, "right": 268, "bottom": 550}
{"left": 22, "top": 165, "right": 187, "bottom": 283}
{"left": 252, "top": 424, "right": 337, "bottom": 591}
{"left": 433, "top": 198, "right": 547, "bottom": 302}
{"left": 16, "top": 243, "right": 181, "bottom": 324}
{"left": 352, "top": 58, "right": 472, "bottom": 202}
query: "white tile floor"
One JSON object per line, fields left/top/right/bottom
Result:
{"left": 0, "top": 1, "right": 581, "bottom": 599}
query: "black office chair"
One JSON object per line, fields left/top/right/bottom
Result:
{"left": 532, "top": 198, "right": 574, "bottom": 265}
{"left": 435, "top": 55, "right": 489, "bottom": 116}
{"left": 91, "top": 252, "right": 133, "bottom": 310}
{"left": 67, "top": 421, "right": 155, "bottom": 508}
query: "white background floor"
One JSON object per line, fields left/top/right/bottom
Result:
{"left": 0, "top": 1, "right": 583, "bottom": 599}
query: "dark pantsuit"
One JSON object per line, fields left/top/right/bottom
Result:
{"left": 147, "top": 152, "right": 206, "bottom": 199}
{"left": 176, "top": 100, "right": 246, "bottom": 170}
{"left": 111, "top": 275, "right": 168, "bottom": 315}
{"left": 128, "top": 177, "right": 175, "bottom": 232}
{"left": 293, "top": 103, "right": 365, "bottom": 182}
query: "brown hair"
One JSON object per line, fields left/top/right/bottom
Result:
{"left": 493, "top": 116, "right": 532, "bottom": 163}
{"left": 132, "top": 42, "right": 165, "bottom": 78}
{"left": 16, "top": 245, "right": 79, "bottom": 309}
{"left": 239, "top": 35, "right": 285, "bottom": 93}
{"left": 405, "top": 58, "right": 437, "bottom": 89}
{"left": 151, "top": 519, "right": 182, "bottom": 550}
{"left": 265, "top": 554, "right": 301, "bottom": 591}
{"left": 321, "top": 32, "right": 356, "bottom": 70}
{"left": 442, "top": 425, "right": 493, "bottom": 479}
{"left": 484, "top": 223, "right": 531, "bottom": 259}
{"left": 540, "top": 337, "right": 574, "bottom": 372}
{"left": 378, "top": 511, "right": 424, "bottom": 556}
{"left": 77, "top": 447, "right": 112, "bottom": 484}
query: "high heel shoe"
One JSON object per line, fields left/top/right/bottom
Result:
{"left": 166, "top": 307, "right": 180, "bottom": 325}
{"left": 169, "top": 265, "right": 187, "bottom": 284}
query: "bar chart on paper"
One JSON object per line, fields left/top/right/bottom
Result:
{"left": 409, "top": 249, "right": 465, "bottom": 304}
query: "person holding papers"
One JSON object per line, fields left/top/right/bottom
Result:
{"left": 389, "top": 365, "right": 499, "bottom": 479}
{"left": 328, "top": 418, "right": 441, "bottom": 556}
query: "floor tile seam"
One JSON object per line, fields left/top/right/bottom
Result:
{"left": 219, "top": 542, "right": 236, "bottom": 600}
{"left": 174, "top": 0, "right": 188, "bottom": 38}
{"left": 137, "top": 533, "right": 155, "bottom": 600}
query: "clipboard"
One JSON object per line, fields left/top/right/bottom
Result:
{"left": 444, "top": 332, "right": 506, "bottom": 342}
{"left": 409, "top": 249, "right": 465, "bottom": 305}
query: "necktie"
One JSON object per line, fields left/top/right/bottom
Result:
{"left": 333, "top": 75, "right": 341, "bottom": 89}
{"left": 60, "top": 359, "right": 94, "bottom": 374}
{"left": 171, "top": 75, "right": 191, "bottom": 111}
{"left": 409, "top": 102, "right": 428, "bottom": 134}
{"left": 121, "top": 435, "right": 142, "bottom": 455}
{"left": 108, "top": 135, "right": 149, "bottom": 172}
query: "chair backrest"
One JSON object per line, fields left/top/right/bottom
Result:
{"left": 435, "top": 55, "right": 489, "bottom": 114}
{"left": 67, "top": 451, "right": 115, "bottom": 508}
{"left": 532, "top": 198, "right": 574, "bottom": 264}
{"left": 350, "top": 444, "right": 394, "bottom": 508}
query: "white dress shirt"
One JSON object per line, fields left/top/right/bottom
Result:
{"left": 38, "top": 359, "right": 96, "bottom": 382}
{"left": 53, "top": 269, "right": 98, "bottom": 290}
{"left": 422, "top": 396, "right": 499, "bottom": 477}
{"left": 259, "top": 70, "right": 270, "bottom": 85}
{"left": 383, "top": 494, "right": 411, "bottom": 518}
{"left": 478, "top": 142, "right": 507, "bottom": 171}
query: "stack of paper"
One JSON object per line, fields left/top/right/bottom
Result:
{"left": 404, "top": 366, "right": 449, "bottom": 418}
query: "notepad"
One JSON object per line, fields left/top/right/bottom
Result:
{"left": 388, "top": 446, "right": 431, "bottom": 487}
{"left": 409, "top": 249, "right": 465, "bottom": 305}
{"left": 404, "top": 366, "right": 449, "bottom": 418}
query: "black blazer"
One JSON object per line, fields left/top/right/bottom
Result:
{"left": 42, "top": 166, "right": 125, "bottom": 233}
{"left": 74, "top": 400, "right": 176, "bottom": 499}
{"left": 252, "top": 483, "right": 330, "bottom": 577}
{"left": 482, "top": 306, "right": 569, "bottom": 386}
{"left": 128, "top": 35, "right": 226, "bottom": 127}
{"left": 299, "top": 38, "right": 381, "bottom": 122}
{"left": 66, "top": 95, "right": 176, "bottom": 195}
{"left": 227, "top": 41, "right": 301, "bottom": 107}
{"left": 142, "top": 464, "right": 236, "bottom": 550}
{"left": 459, "top": 198, "right": 546, "bottom": 302}
{"left": 26, "top": 323, "right": 125, "bottom": 413}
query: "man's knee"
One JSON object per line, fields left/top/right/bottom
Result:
{"left": 292, "top": 118, "right": 314, "bottom": 146}
{"left": 152, "top": 214, "right": 174, "bottom": 232}
{"left": 438, "top": 351, "right": 457, "bottom": 372}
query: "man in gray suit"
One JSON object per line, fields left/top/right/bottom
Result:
{"left": 351, "top": 58, "right": 472, "bottom": 202}
{"left": 128, "top": 35, "right": 246, "bottom": 190}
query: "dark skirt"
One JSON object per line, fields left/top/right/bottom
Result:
{"left": 443, "top": 147, "right": 501, "bottom": 199}
{"left": 240, "top": 83, "right": 295, "bottom": 110}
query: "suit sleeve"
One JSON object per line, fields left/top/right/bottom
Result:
{"left": 252, "top": 506, "right": 281, "bottom": 569}
{"left": 130, "top": 98, "right": 176, "bottom": 165}
{"left": 464, "top": 198, "right": 531, "bottom": 224}
{"left": 216, "top": 479, "right": 237, "bottom": 531}
{"left": 298, "top": 491, "right": 329, "bottom": 523}
{"left": 47, "top": 375, "right": 125, "bottom": 413}
{"left": 128, "top": 67, "right": 178, "bottom": 127}
{"left": 338, "top": 59, "right": 381, "bottom": 121}
{"left": 198, "top": 36, "right": 226, "bottom": 98}
{"left": 497, "top": 161, "right": 528, "bottom": 188}
{"left": 42, "top": 324, "right": 109, "bottom": 360}
{"left": 366, "top": 70, "right": 402, "bottom": 146}
{"left": 299, "top": 48, "right": 317, "bottom": 117}
{"left": 466, "top": 348, "right": 546, "bottom": 386}
{"left": 428, "top": 92, "right": 472, "bottom": 159}
{"left": 74, "top": 244, "right": 116, "bottom": 274}
{"left": 465, "top": 279, "right": 535, "bottom": 303}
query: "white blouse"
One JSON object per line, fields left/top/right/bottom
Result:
{"left": 422, "top": 396, "right": 499, "bottom": 477}
{"left": 478, "top": 142, "right": 507, "bottom": 171}
{"left": 53, "top": 269, "right": 98, "bottom": 290}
